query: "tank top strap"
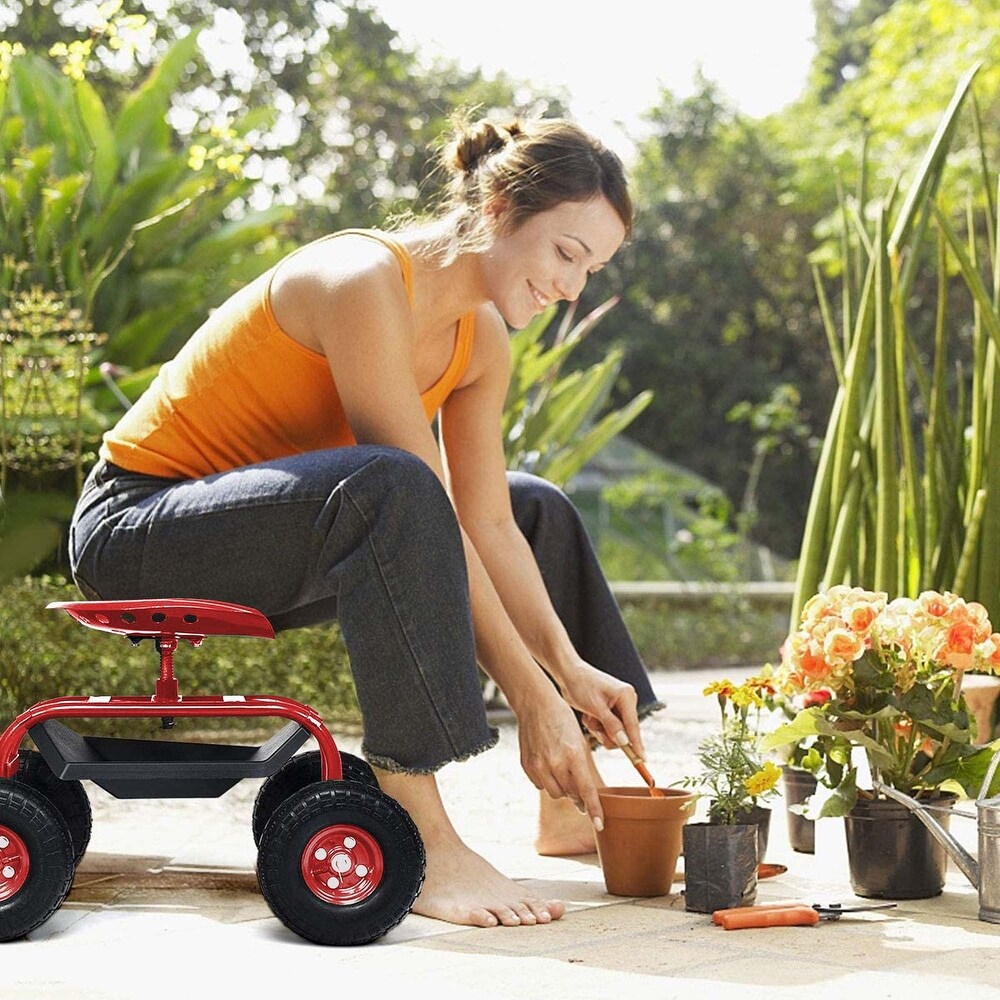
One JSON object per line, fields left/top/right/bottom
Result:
{"left": 265, "top": 228, "right": 414, "bottom": 305}
{"left": 334, "top": 228, "right": 414, "bottom": 302}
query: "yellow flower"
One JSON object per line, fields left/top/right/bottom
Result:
{"left": 744, "top": 761, "right": 782, "bottom": 796}
{"left": 703, "top": 679, "right": 735, "bottom": 699}
{"left": 730, "top": 684, "right": 763, "bottom": 709}
{"left": 0, "top": 41, "right": 25, "bottom": 83}
{"left": 188, "top": 145, "right": 208, "bottom": 171}
{"left": 49, "top": 38, "right": 92, "bottom": 82}
{"left": 215, "top": 153, "right": 245, "bottom": 176}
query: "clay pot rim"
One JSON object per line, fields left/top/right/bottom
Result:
{"left": 598, "top": 786, "right": 695, "bottom": 799}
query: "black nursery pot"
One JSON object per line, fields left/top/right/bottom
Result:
{"left": 709, "top": 801, "right": 771, "bottom": 862}
{"left": 682, "top": 822, "right": 758, "bottom": 914}
{"left": 782, "top": 767, "right": 817, "bottom": 855}
{"left": 844, "top": 792, "right": 956, "bottom": 899}
{"left": 745, "top": 804, "right": 771, "bottom": 863}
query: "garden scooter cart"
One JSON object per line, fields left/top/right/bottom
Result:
{"left": 0, "top": 598, "right": 426, "bottom": 945}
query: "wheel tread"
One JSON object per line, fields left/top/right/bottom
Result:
{"left": 257, "top": 782, "right": 425, "bottom": 946}
{"left": 0, "top": 784, "right": 75, "bottom": 941}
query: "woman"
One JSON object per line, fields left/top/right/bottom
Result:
{"left": 68, "top": 113, "right": 664, "bottom": 929}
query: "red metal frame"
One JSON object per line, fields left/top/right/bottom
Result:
{"left": 0, "top": 599, "right": 344, "bottom": 782}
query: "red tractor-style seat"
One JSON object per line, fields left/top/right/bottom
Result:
{"left": 47, "top": 598, "right": 275, "bottom": 642}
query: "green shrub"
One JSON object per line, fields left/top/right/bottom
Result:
{"left": 0, "top": 576, "right": 790, "bottom": 747}
{"left": 0, "top": 575, "right": 361, "bottom": 740}
{"left": 619, "top": 595, "right": 788, "bottom": 671}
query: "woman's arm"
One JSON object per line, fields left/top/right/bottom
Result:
{"left": 440, "top": 306, "right": 642, "bottom": 752}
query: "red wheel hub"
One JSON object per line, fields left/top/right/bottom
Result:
{"left": 300, "top": 824, "right": 384, "bottom": 904}
{"left": 0, "top": 825, "right": 29, "bottom": 901}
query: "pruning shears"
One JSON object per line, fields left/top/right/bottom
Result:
{"left": 712, "top": 901, "right": 897, "bottom": 930}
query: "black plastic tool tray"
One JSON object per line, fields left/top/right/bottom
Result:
{"left": 29, "top": 718, "right": 311, "bottom": 798}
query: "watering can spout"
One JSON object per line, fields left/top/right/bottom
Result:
{"left": 872, "top": 782, "right": 980, "bottom": 887}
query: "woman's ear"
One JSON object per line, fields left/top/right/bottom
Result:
{"left": 483, "top": 195, "right": 510, "bottom": 231}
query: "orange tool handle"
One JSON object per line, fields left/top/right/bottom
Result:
{"left": 712, "top": 902, "right": 806, "bottom": 925}
{"left": 716, "top": 905, "right": 820, "bottom": 930}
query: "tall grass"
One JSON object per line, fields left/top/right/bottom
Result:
{"left": 791, "top": 63, "right": 1000, "bottom": 629}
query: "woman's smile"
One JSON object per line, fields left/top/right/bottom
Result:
{"left": 528, "top": 280, "right": 551, "bottom": 311}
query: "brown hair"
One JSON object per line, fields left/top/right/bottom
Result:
{"left": 429, "top": 111, "right": 632, "bottom": 260}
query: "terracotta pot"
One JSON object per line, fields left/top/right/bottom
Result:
{"left": 595, "top": 786, "right": 697, "bottom": 897}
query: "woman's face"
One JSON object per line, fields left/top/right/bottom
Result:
{"left": 481, "top": 195, "right": 627, "bottom": 330}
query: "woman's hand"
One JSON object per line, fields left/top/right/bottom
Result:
{"left": 512, "top": 687, "right": 608, "bottom": 826}
{"left": 558, "top": 659, "right": 643, "bottom": 757}
{"left": 509, "top": 662, "right": 643, "bottom": 828}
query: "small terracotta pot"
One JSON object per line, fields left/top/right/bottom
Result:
{"left": 595, "top": 786, "right": 697, "bottom": 897}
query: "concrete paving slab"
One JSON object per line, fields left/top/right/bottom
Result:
{"left": 4, "top": 667, "right": 1000, "bottom": 1000}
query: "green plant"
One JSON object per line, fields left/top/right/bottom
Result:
{"left": 617, "top": 594, "right": 789, "bottom": 670}
{"left": 0, "top": 574, "right": 361, "bottom": 737}
{"left": 0, "top": 16, "right": 295, "bottom": 573}
{"left": 763, "top": 584, "right": 1000, "bottom": 818}
{"left": 681, "top": 674, "right": 782, "bottom": 824}
{"left": 502, "top": 297, "right": 653, "bottom": 486}
{"left": 790, "top": 62, "right": 1000, "bottom": 630}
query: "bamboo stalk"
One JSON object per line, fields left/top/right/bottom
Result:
{"left": 874, "top": 207, "right": 899, "bottom": 593}
{"left": 812, "top": 263, "right": 845, "bottom": 386}
{"left": 891, "top": 258, "right": 922, "bottom": 593}
{"left": 971, "top": 89, "right": 996, "bottom": 279}
{"left": 954, "top": 489, "right": 987, "bottom": 597}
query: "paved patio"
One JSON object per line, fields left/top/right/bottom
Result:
{"left": 3, "top": 668, "right": 999, "bottom": 1000}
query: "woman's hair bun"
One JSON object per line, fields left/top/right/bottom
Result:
{"left": 450, "top": 117, "right": 522, "bottom": 174}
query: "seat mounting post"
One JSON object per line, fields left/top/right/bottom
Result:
{"left": 154, "top": 635, "right": 179, "bottom": 702}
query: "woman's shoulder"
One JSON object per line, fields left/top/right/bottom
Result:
{"left": 269, "top": 231, "right": 410, "bottom": 345}
{"left": 276, "top": 230, "right": 404, "bottom": 290}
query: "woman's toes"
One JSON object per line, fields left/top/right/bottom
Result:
{"left": 470, "top": 907, "right": 498, "bottom": 927}
{"left": 514, "top": 903, "right": 536, "bottom": 925}
{"left": 527, "top": 900, "right": 552, "bottom": 923}
{"left": 495, "top": 906, "right": 521, "bottom": 927}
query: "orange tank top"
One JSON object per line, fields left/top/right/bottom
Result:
{"left": 100, "top": 229, "right": 477, "bottom": 479}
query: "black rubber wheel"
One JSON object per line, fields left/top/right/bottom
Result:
{"left": 0, "top": 781, "right": 76, "bottom": 941}
{"left": 14, "top": 750, "right": 92, "bottom": 866}
{"left": 256, "top": 780, "right": 425, "bottom": 946}
{"left": 252, "top": 750, "right": 378, "bottom": 847}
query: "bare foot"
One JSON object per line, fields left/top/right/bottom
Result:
{"left": 415, "top": 834, "right": 566, "bottom": 927}
{"left": 373, "top": 767, "right": 566, "bottom": 928}
{"left": 535, "top": 790, "right": 598, "bottom": 857}
{"left": 535, "top": 739, "right": 604, "bottom": 857}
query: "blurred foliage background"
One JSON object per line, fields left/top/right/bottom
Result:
{"left": 1, "top": 0, "right": 999, "bottom": 635}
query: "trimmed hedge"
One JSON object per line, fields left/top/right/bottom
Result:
{"left": 0, "top": 577, "right": 788, "bottom": 740}
{"left": 619, "top": 594, "right": 787, "bottom": 671}
{"left": 0, "top": 575, "right": 361, "bottom": 739}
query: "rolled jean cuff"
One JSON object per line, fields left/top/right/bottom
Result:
{"left": 362, "top": 726, "right": 500, "bottom": 775}
{"left": 639, "top": 699, "right": 667, "bottom": 721}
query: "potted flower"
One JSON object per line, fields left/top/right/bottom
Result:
{"left": 763, "top": 685, "right": 833, "bottom": 854}
{"left": 762, "top": 585, "right": 1000, "bottom": 898}
{"left": 681, "top": 675, "right": 782, "bottom": 913}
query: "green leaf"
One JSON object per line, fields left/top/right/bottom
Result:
{"left": 0, "top": 491, "right": 77, "bottom": 583}
{"left": 80, "top": 157, "right": 188, "bottom": 260}
{"left": 888, "top": 62, "right": 980, "bottom": 255}
{"left": 815, "top": 767, "right": 859, "bottom": 818}
{"left": 74, "top": 77, "right": 117, "bottom": 207}
{"left": 114, "top": 29, "right": 203, "bottom": 162}
{"left": 922, "top": 739, "right": 1000, "bottom": 798}
{"left": 542, "top": 391, "right": 654, "bottom": 486}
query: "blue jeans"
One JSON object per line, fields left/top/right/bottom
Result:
{"left": 68, "top": 447, "right": 663, "bottom": 772}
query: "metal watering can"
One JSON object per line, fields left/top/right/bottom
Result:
{"left": 874, "top": 749, "right": 1000, "bottom": 924}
